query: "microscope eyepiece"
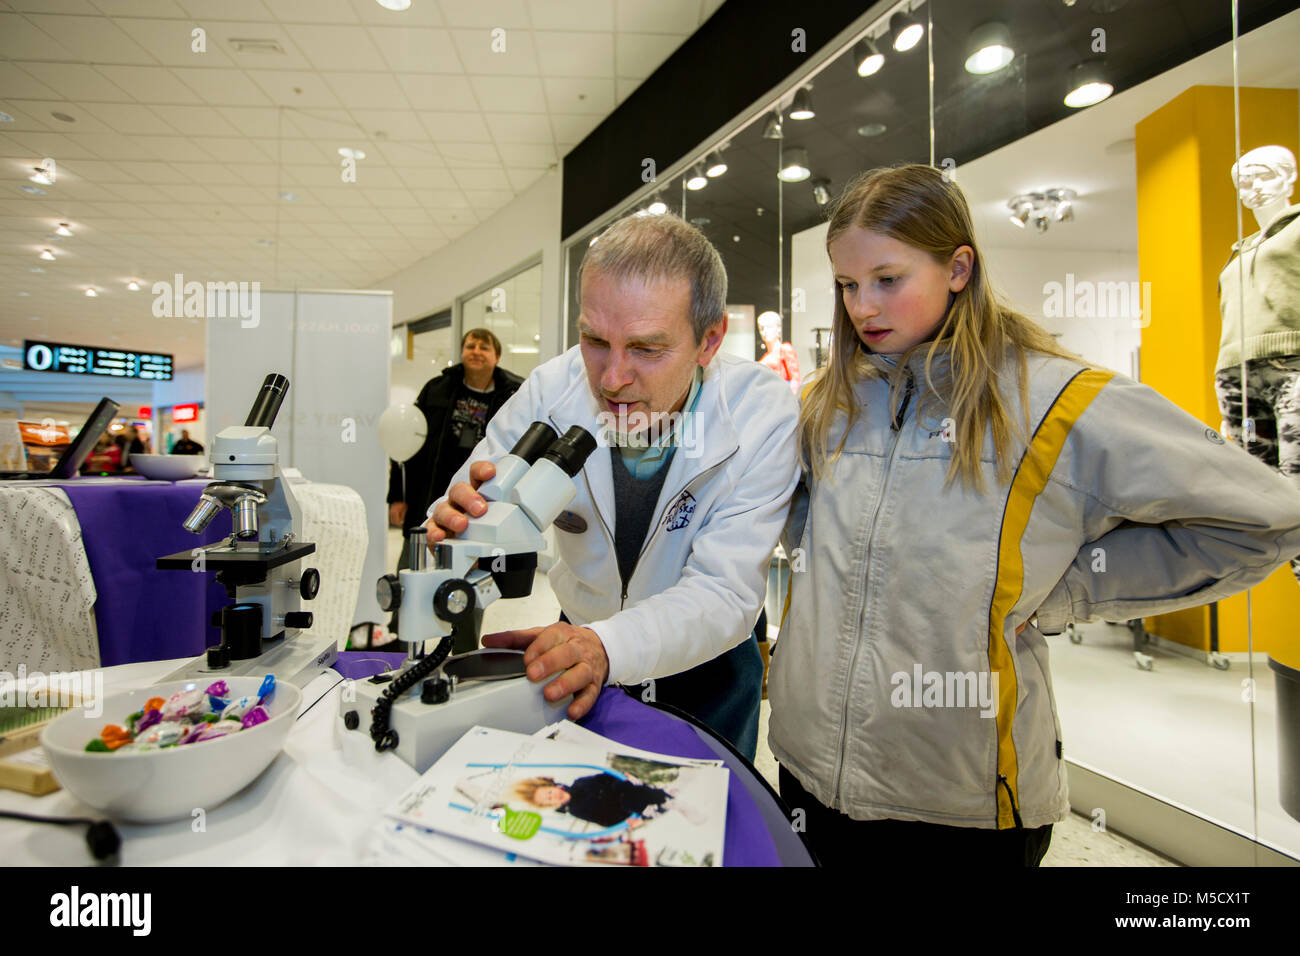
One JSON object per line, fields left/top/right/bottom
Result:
{"left": 244, "top": 373, "right": 290, "bottom": 429}
{"left": 509, "top": 421, "right": 559, "bottom": 465}
{"left": 543, "top": 426, "right": 597, "bottom": 478}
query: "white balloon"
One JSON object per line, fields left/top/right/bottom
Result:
{"left": 377, "top": 403, "right": 428, "bottom": 462}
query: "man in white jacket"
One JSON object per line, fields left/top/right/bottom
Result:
{"left": 427, "top": 214, "right": 800, "bottom": 758}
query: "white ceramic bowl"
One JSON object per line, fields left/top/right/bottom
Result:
{"left": 129, "top": 454, "right": 206, "bottom": 480}
{"left": 40, "top": 677, "right": 301, "bottom": 823}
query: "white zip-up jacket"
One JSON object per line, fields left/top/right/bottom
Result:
{"left": 440, "top": 346, "right": 800, "bottom": 686}
{"left": 768, "top": 348, "right": 1300, "bottom": 830}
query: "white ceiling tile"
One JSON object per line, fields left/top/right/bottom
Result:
{"left": 505, "top": 166, "right": 545, "bottom": 191}
{"left": 129, "top": 161, "right": 195, "bottom": 184}
{"left": 305, "top": 186, "right": 373, "bottom": 207}
{"left": 322, "top": 72, "right": 409, "bottom": 109}
{"left": 485, "top": 112, "right": 552, "bottom": 144}
{"left": 418, "top": 111, "right": 492, "bottom": 143}
{"left": 615, "top": 75, "right": 641, "bottom": 103}
{"left": 287, "top": 23, "right": 388, "bottom": 71}
{"left": 397, "top": 73, "right": 477, "bottom": 110}
{"left": 278, "top": 164, "right": 342, "bottom": 186}
{"left": 150, "top": 104, "right": 244, "bottom": 136}
{"left": 25, "top": 13, "right": 158, "bottom": 65}
{"left": 615, "top": 0, "right": 700, "bottom": 34}
{"left": 349, "top": 0, "right": 445, "bottom": 27}
{"left": 470, "top": 75, "right": 546, "bottom": 113}
{"left": 526, "top": 0, "right": 613, "bottom": 31}
{"left": 229, "top": 161, "right": 278, "bottom": 182}
{"left": 265, "top": 0, "right": 358, "bottom": 23}
{"left": 0, "top": 63, "right": 63, "bottom": 99}
{"left": 115, "top": 18, "right": 239, "bottom": 67}
{"left": 245, "top": 70, "right": 342, "bottom": 107}
{"left": 535, "top": 31, "right": 614, "bottom": 77}
{"left": 78, "top": 131, "right": 166, "bottom": 159}
{"left": 130, "top": 136, "right": 215, "bottom": 161}
{"left": 282, "top": 109, "right": 363, "bottom": 140}
{"left": 450, "top": 167, "right": 508, "bottom": 191}
{"left": 437, "top": 0, "right": 530, "bottom": 29}
{"left": 12, "top": 64, "right": 134, "bottom": 103}
{"left": 85, "top": 102, "right": 192, "bottom": 136}
{"left": 451, "top": 28, "right": 538, "bottom": 76}
{"left": 543, "top": 76, "right": 614, "bottom": 114}
{"left": 273, "top": 139, "right": 334, "bottom": 164}
{"left": 436, "top": 141, "right": 500, "bottom": 166}
{"left": 374, "top": 140, "right": 445, "bottom": 166}
{"left": 411, "top": 188, "right": 467, "bottom": 208}
{"left": 492, "top": 141, "right": 556, "bottom": 167}
{"left": 205, "top": 184, "right": 270, "bottom": 203}
{"left": 8, "top": 131, "right": 103, "bottom": 159}
{"left": 462, "top": 188, "right": 512, "bottom": 208}
{"left": 212, "top": 106, "right": 282, "bottom": 138}
{"left": 94, "top": 66, "right": 205, "bottom": 105}
{"left": 175, "top": 0, "right": 275, "bottom": 21}
{"left": 90, "top": 1, "right": 190, "bottom": 16}
{"left": 368, "top": 27, "right": 460, "bottom": 72}
{"left": 197, "top": 138, "right": 275, "bottom": 162}
{"left": 549, "top": 112, "right": 599, "bottom": 143}
{"left": 365, "top": 188, "right": 416, "bottom": 208}
{"left": 615, "top": 32, "right": 683, "bottom": 78}
{"left": 351, "top": 109, "right": 429, "bottom": 142}
{"left": 176, "top": 162, "right": 245, "bottom": 184}
{"left": 0, "top": 13, "right": 79, "bottom": 60}
{"left": 170, "top": 67, "right": 275, "bottom": 106}
{"left": 395, "top": 166, "right": 461, "bottom": 188}
{"left": 10, "top": 101, "right": 112, "bottom": 132}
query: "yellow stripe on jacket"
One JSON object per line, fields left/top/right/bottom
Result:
{"left": 989, "top": 368, "right": 1114, "bottom": 828}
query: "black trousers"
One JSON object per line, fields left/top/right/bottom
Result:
{"left": 779, "top": 765, "right": 1053, "bottom": 868}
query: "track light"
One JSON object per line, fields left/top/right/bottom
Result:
{"left": 762, "top": 110, "right": 783, "bottom": 140}
{"left": 30, "top": 165, "right": 54, "bottom": 186}
{"left": 964, "top": 22, "right": 1014, "bottom": 75}
{"left": 778, "top": 148, "right": 811, "bottom": 183}
{"left": 854, "top": 38, "right": 885, "bottom": 77}
{"left": 705, "top": 150, "right": 727, "bottom": 177}
{"left": 789, "top": 88, "right": 815, "bottom": 120}
{"left": 647, "top": 200, "right": 668, "bottom": 215}
{"left": 1064, "top": 61, "right": 1112, "bottom": 108}
{"left": 686, "top": 165, "right": 708, "bottom": 190}
{"left": 1007, "top": 189, "right": 1077, "bottom": 233}
{"left": 811, "top": 178, "right": 832, "bottom": 206}
{"left": 890, "top": 10, "right": 924, "bottom": 53}
{"left": 1008, "top": 200, "right": 1032, "bottom": 228}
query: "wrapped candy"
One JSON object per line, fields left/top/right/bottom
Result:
{"left": 136, "top": 708, "right": 163, "bottom": 734}
{"left": 100, "top": 725, "right": 132, "bottom": 750}
{"left": 136, "top": 723, "right": 184, "bottom": 748}
{"left": 161, "top": 688, "right": 206, "bottom": 722}
{"left": 185, "top": 721, "right": 241, "bottom": 744}
{"left": 257, "top": 674, "right": 275, "bottom": 704}
{"left": 204, "top": 680, "right": 230, "bottom": 698}
{"left": 143, "top": 696, "right": 166, "bottom": 713}
{"left": 240, "top": 707, "right": 269, "bottom": 730}
{"left": 221, "top": 695, "right": 257, "bottom": 722}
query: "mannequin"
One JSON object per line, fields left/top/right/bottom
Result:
{"left": 1215, "top": 145, "right": 1300, "bottom": 583}
{"left": 757, "top": 310, "right": 801, "bottom": 395}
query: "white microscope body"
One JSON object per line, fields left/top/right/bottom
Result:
{"left": 342, "top": 421, "right": 596, "bottom": 773}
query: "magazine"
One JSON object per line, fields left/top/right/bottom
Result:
{"left": 384, "top": 725, "right": 728, "bottom": 867}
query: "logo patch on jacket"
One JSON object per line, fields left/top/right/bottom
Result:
{"left": 663, "top": 491, "right": 697, "bottom": 532}
{"left": 553, "top": 510, "right": 587, "bottom": 534}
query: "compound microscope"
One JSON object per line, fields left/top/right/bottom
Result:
{"left": 340, "top": 421, "right": 597, "bottom": 773}
{"left": 156, "top": 373, "right": 334, "bottom": 688}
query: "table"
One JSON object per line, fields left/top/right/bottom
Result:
{"left": 0, "top": 655, "right": 807, "bottom": 866}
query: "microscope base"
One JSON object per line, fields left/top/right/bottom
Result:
{"left": 340, "top": 654, "right": 571, "bottom": 774}
{"left": 163, "top": 632, "right": 339, "bottom": 689}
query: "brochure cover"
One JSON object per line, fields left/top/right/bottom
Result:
{"left": 385, "top": 725, "right": 728, "bottom": 867}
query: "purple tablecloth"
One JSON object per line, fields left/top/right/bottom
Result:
{"left": 62, "top": 478, "right": 231, "bottom": 667}
{"left": 331, "top": 652, "right": 782, "bottom": 867}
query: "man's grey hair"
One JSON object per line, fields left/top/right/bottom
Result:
{"left": 577, "top": 213, "right": 727, "bottom": 343}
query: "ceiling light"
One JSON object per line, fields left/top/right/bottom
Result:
{"left": 375, "top": 0, "right": 412, "bottom": 9}
{"left": 0, "top": 112, "right": 14, "bottom": 123}
{"left": 84, "top": 288, "right": 97, "bottom": 297}
{"left": 38, "top": 249, "right": 55, "bottom": 260}
{"left": 811, "top": 178, "right": 832, "bottom": 206}
{"left": 55, "top": 222, "right": 72, "bottom": 237}
{"left": 689, "top": 216, "right": 710, "bottom": 226}
{"left": 1064, "top": 61, "right": 1113, "bottom": 108}
{"left": 51, "top": 111, "right": 76, "bottom": 123}
{"left": 857, "top": 122, "right": 888, "bottom": 138}
{"left": 705, "top": 150, "right": 727, "bottom": 177}
{"left": 255, "top": 238, "right": 275, "bottom": 246}
{"left": 20, "top": 184, "right": 46, "bottom": 195}
{"left": 686, "top": 165, "right": 708, "bottom": 190}
{"left": 890, "top": 10, "right": 925, "bottom": 52}
{"left": 229, "top": 38, "right": 287, "bottom": 55}
{"left": 1007, "top": 189, "right": 1077, "bottom": 233}
{"left": 280, "top": 192, "right": 300, "bottom": 201}
{"left": 778, "top": 147, "right": 811, "bottom": 183}
{"left": 338, "top": 147, "right": 366, "bottom": 160}
{"left": 647, "top": 200, "right": 668, "bottom": 215}
{"left": 789, "top": 88, "right": 815, "bottom": 120}
{"left": 127, "top": 280, "right": 140, "bottom": 291}
{"left": 854, "top": 38, "right": 885, "bottom": 77}
{"left": 964, "top": 22, "right": 1014, "bottom": 75}
{"left": 761, "top": 111, "right": 783, "bottom": 140}
{"left": 30, "top": 166, "right": 54, "bottom": 185}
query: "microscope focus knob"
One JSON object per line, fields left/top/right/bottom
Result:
{"left": 433, "top": 579, "right": 475, "bottom": 624}
{"left": 299, "top": 567, "right": 320, "bottom": 600}
{"left": 376, "top": 574, "right": 402, "bottom": 612}
{"left": 285, "top": 611, "right": 313, "bottom": 629}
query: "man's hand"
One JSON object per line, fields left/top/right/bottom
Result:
{"left": 427, "top": 460, "right": 496, "bottom": 547}
{"left": 482, "top": 623, "right": 609, "bottom": 720}
{"left": 388, "top": 502, "right": 407, "bottom": 527}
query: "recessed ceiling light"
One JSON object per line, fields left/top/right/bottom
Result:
{"left": 338, "top": 147, "right": 366, "bottom": 160}
{"left": 375, "top": 0, "right": 411, "bottom": 9}
{"left": 0, "top": 112, "right": 14, "bottom": 123}
{"left": 55, "top": 222, "right": 72, "bottom": 237}
{"left": 16, "top": 291, "right": 29, "bottom": 297}
{"left": 30, "top": 167, "right": 54, "bottom": 185}
{"left": 38, "top": 249, "right": 55, "bottom": 261}
{"left": 857, "top": 122, "right": 887, "bottom": 138}
{"left": 20, "top": 184, "right": 46, "bottom": 195}
{"left": 84, "top": 288, "right": 97, "bottom": 297}
{"left": 127, "top": 280, "right": 140, "bottom": 291}
{"left": 280, "top": 192, "right": 300, "bottom": 201}
{"left": 51, "top": 111, "right": 76, "bottom": 123}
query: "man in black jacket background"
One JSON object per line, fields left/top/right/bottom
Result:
{"left": 386, "top": 327, "right": 523, "bottom": 646}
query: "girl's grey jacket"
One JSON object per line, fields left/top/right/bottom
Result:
{"left": 768, "top": 349, "right": 1300, "bottom": 830}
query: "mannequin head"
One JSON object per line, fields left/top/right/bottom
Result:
{"left": 757, "top": 311, "right": 783, "bottom": 349}
{"left": 1231, "top": 145, "right": 1297, "bottom": 211}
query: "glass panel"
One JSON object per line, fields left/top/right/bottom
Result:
{"left": 390, "top": 323, "right": 453, "bottom": 407}
{"left": 461, "top": 262, "right": 543, "bottom": 379}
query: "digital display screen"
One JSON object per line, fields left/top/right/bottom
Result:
{"left": 23, "top": 340, "right": 173, "bottom": 381}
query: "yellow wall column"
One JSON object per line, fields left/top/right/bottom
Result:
{"left": 1135, "top": 85, "right": 1299, "bottom": 654}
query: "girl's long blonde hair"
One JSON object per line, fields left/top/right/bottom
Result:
{"left": 799, "top": 164, "right": 1079, "bottom": 492}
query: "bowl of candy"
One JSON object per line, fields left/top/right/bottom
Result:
{"left": 128, "top": 454, "right": 206, "bottom": 480}
{"left": 40, "top": 675, "right": 300, "bottom": 823}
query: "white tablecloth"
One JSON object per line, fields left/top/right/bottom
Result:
{"left": 0, "top": 658, "right": 420, "bottom": 866}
